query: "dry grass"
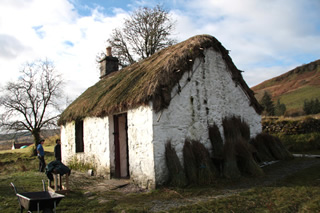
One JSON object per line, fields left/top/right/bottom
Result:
{"left": 182, "top": 140, "right": 198, "bottom": 185}
{"left": 235, "top": 138, "right": 264, "bottom": 177}
{"left": 222, "top": 115, "right": 250, "bottom": 141}
{"left": 58, "top": 35, "right": 262, "bottom": 125}
{"left": 251, "top": 133, "right": 293, "bottom": 162}
{"left": 208, "top": 124, "right": 224, "bottom": 159}
{"left": 223, "top": 139, "right": 241, "bottom": 179}
{"left": 222, "top": 116, "right": 265, "bottom": 178}
{"left": 191, "top": 140, "right": 218, "bottom": 184}
{"left": 165, "top": 141, "right": 188, "bottom": 187}
{"left": 250, "top": 134, "right": 276, "bottom": 162}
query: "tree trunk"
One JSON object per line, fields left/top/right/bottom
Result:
{"left": 32, "top": 128, "right": 41, "bottom": 156}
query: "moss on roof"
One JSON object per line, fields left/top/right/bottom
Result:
{"left": 58, "top": 35, "right": 262, "bottom": 126}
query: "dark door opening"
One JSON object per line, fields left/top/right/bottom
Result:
{"left": 113, "top": 113, "right": 129, "bottom": 178}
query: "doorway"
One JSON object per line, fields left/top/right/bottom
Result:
{"left": 113, "top": 113, "right": 129, "bottom": 178}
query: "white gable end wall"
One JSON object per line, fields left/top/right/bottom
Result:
{"left": 61, "top": 117, "right": 112, "bottom": 177}
{"left": 152, "top": 48, "right": 262, "bottom": 185}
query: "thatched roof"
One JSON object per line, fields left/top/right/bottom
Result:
{"left": 58, "top": 35, "right": 262, "bottom": 126}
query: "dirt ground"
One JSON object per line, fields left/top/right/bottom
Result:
{"left": 68, "top": 157, "right": 320, "bottom": 212}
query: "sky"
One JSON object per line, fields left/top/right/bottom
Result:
{"left": 1, "top": 0, "right": 320, "bottom": 104}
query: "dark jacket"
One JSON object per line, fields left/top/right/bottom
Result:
{"left": 54, "top": 144, "right": 61, "bottom": 161}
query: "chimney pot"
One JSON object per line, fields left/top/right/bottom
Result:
{"left": 106, "top": 46, "right": 112, "bottom": 56}
{"left": 99, "top": 46, "right": 118, "bottom": 79}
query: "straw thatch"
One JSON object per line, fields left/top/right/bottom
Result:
{"left": 58, "top": 35, "right": 262, "bottom": 125}
{"left": 223, "top": 116, "right": 250, "bottom": 142}
{"left": 250, "top": 134, "right": 275, "bottom": 162}
{"left": 165, "top": 141, "right": 188, "bottom": 187}
{"left": 273, "top": 136, "right": 294, "bottom": 159}
{"left": 221, "top": 116, "right": 264, "bottom": 178}
{"left": 235, "top": 138, "right": 264, "bottom": 177}
{"left": 208, "top": 124, "right": 224, "bottom": 159}
{"left": 183, "top": 140, "right": 198, "bottom": 184}
{"left": 251, "top": 133, "right": 293, "bottom": 162}
{"left": 223, "top": 139, "right": 241, "bottom": 179}
{"left": 191, "top": 140, "right": 218, "bottom": 184}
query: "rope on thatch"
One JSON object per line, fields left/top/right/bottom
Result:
{"left": 191, "top": 140, "right": 218, "bottom": 185}
{"left": 165, "top": 141, "right": 188, "bottom": 187}
{"left": 183, "top": 139, "right": 198, "bottom": 185}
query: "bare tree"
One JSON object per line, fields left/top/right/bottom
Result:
{"left": 0, "top": 59, "right": 63, "bottom": 154}
{"left": 107, "top": 5, "right": 176, "bottom": 67}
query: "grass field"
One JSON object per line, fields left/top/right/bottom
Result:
{"left": 278, "top": 86, "right": 320, "bottom": 113}
{"left": 1, "top": 144, "right": 319, "bottom": 212}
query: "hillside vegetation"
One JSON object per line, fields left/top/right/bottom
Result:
{"left": 251, "top": 59, "right": 320, "bottom": 115}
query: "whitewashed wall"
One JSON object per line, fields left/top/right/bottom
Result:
{"left": 60, "top": 122, "right": 75, "bottom": 164}
{"left": 61, "top": 116, "right": 111, "bottom": 177}
{"left": 127, "top": 106, "right": 156, "bottom": 189}
{"left": 61, "top": 48, "right": 261, "bottom": 188}
{"left": 152, "top": 48, "right": 262, "bottom": 185}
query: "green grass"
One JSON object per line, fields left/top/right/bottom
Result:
{"left": 275, "top": 132, "right": 320, "bottom": 155}
{"left": 1, "top": 147, "right": 320, "bottom": 212}
{"left": 168, "top": 186, "right": 320, "bottom": 212}
{"left": 169, "top": 164, "right": 320, "bottom": 212}
{"left": 278, "top": 86, "right": 320, "bottom": 112}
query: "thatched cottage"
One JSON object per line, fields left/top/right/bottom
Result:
{"left": 58, "top": 35, "right": 262, "bottom": 189}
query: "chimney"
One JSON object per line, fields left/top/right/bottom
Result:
{"left": 106, "top": 46, "right": 112, "bottom": 56}
{"left": 99, "top": 46, "right": 119, "bottom": 79}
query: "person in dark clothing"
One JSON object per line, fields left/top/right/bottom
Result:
{"left": 54, "top": 139, "right": 61, "bottom": 161}
{"left": 37, "top": 139, "right": 46, "bottom": 172}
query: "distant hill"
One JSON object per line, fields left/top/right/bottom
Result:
{"left": 0, "top": 129, "right": 60, "bottom": 150}
{"left": 251, "top": 59, "right": 320, "bottom": 115}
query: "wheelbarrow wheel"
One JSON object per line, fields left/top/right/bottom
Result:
{"left": 42, "top": 208, "right": 54, "bottom": 213}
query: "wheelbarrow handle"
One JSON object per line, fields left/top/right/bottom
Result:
{"left": 42, "top": 179, "right": 46, "bottom": 191}
{"left": 10, "top": 182, "right": 18, "bottom": 195}
{"left": 10, "top": 182, "right": 23, "bottom": 213}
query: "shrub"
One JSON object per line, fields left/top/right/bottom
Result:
{"left": 68, "top": 157, "right": 96, "bottom": 173}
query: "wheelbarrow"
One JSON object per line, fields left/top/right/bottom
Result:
{"left": 11, "top": 180, "right": 65, "bottom": 213}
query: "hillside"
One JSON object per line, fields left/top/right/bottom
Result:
{"left": 0, "top": 129, "right": 60, "bottom": 150}
{"left": 251, "top": 59, "right": 320, "bottom": 115}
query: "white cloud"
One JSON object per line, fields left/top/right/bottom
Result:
{"left": 0, "top": 0, "right": 319, "bottom": 102}
{"left": 0, "top": 0, "right": 128, "bottom": 99}
{"left": 170, "top": 0, "right": 320, "bottom": 86}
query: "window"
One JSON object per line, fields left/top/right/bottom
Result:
{"left": 75, "top": 120, "right": 84, "bottom": 153}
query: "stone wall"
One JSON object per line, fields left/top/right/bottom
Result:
{"left": 263, "top": 117, "right": 320, "bottom": 135}
{"left": 152, "top": 48, "right": 262, "bottom": 186}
